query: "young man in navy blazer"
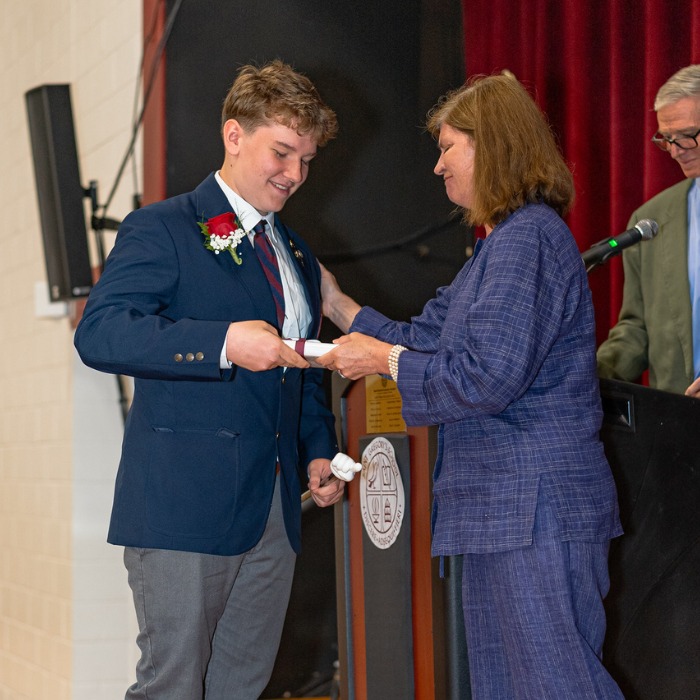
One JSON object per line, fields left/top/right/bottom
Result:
{"left": 74, "top": 60, "right": 344, "bottom": 699}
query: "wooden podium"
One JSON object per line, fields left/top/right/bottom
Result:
{"left": 331, "top": 375, "right": 469, "bottom": 700}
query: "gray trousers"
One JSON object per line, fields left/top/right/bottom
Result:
{"left": 124, "top": 476, "right": 296, "bottom": 700}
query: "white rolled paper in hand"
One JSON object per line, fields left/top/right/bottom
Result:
{"left": 283, "top": 338, "right": 337, "bottom": 368}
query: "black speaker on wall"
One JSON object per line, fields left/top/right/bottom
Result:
{"left": 25, "top": 83, "right": 92, "bottom": 302}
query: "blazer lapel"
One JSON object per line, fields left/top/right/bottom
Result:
{"left": 193, "top": 173, "right": 280, "bottom": 327}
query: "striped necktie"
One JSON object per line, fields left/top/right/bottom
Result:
{"left": 253, "top": 220, "right": 285, "bottom": 329}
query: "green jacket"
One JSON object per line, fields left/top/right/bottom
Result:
{"left": 597, "top": 178, "right": 695, "bottom": 395}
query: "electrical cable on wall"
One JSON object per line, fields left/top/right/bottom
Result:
{"left": 97, "top": 0, "right": 184, "bottom": 229}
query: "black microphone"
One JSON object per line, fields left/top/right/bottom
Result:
{"left": 582, "top": 219, "right": 659, "bottom": 269}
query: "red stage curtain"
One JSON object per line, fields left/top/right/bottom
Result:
{"left": 462, "top": 0, "right": 700, "bottom": 343}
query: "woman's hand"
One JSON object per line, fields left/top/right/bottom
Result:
{"left": 316, "top": 332, "right": 393, "bottom": 380}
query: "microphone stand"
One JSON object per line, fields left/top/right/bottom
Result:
{"left": 583, "top": 239, "right": 615, "bottom": 273}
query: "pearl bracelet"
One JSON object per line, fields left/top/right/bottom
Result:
{"left": 388, "top": 344, "right": 407, "bottom": 383}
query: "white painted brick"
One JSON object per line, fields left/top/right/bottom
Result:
{"left": 1, "top": 1, "right": 141, "bottom": 697}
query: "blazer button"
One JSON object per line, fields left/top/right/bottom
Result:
{"left": 196, "top": 352, "right": 204, "bottom": 361}
{"left": 174, "top": 354, "right": 183, "bottom": 362}
{"left": 186, "top": 353, "right": 195, "bottom": 362}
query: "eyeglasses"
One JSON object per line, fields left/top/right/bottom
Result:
{"left": 651, "top": 127, "right": 700, "bottom": 152}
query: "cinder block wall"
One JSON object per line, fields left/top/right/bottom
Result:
{"left": 0, "top": 2, "right": 142, "bottom": 698}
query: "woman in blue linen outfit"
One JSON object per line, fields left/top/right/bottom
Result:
{"left": 318, "top": 74, "right": 624, "bottom": 699}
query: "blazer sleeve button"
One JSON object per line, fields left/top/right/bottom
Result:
{"left": 186, "top": 353, "right": 195, "bottom": 362}
{"left": 196, "top": 352, "right": 204, "bottom": 361}
{"left": 174, "top": 353, "right": 183, "bottom": 362}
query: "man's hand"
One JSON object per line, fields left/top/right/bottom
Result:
{"left": 307, "top": 458, "right": 345, "bottom": 507}
{"left": 225, "top": 320, "right": 309, "bottom": 371}
{"left": 685, "top": 376, "right": 700, "bottom": 398}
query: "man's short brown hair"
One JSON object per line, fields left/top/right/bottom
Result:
{"left": 221, "top": 60, "right": 338, "bottom": 147}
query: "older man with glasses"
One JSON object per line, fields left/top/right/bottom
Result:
{"left": 597, "top": 64, "right": 700, "bottom": 397}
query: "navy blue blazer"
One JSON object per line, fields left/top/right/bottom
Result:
{"left": 74, "top": 173, "right": 337, "bottom": 555}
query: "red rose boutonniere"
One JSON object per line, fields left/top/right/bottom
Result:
{"left": 198, "top": 212, "right": 245, "bottom": 264}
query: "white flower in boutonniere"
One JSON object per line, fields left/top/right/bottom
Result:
{"left": 198, "top": 212, "right": 245, "bottom": 264}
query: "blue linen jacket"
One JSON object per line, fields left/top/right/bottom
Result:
{"left": 74, "top": 172, "right": 337, "bottom": 555}
{"left": 352, "top": 203, "right": 622, "bottom": 555}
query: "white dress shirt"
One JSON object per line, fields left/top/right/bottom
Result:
{"left": 215, "top": 172, "right": 312, "bottom": 367}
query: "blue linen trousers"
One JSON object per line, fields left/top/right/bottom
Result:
{"left": 461, "top": 498, "right": 624, "bottom": 699}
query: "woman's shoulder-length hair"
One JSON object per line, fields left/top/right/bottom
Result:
{"left": 426, "top": 73, "right": 575, "bottom": 228}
